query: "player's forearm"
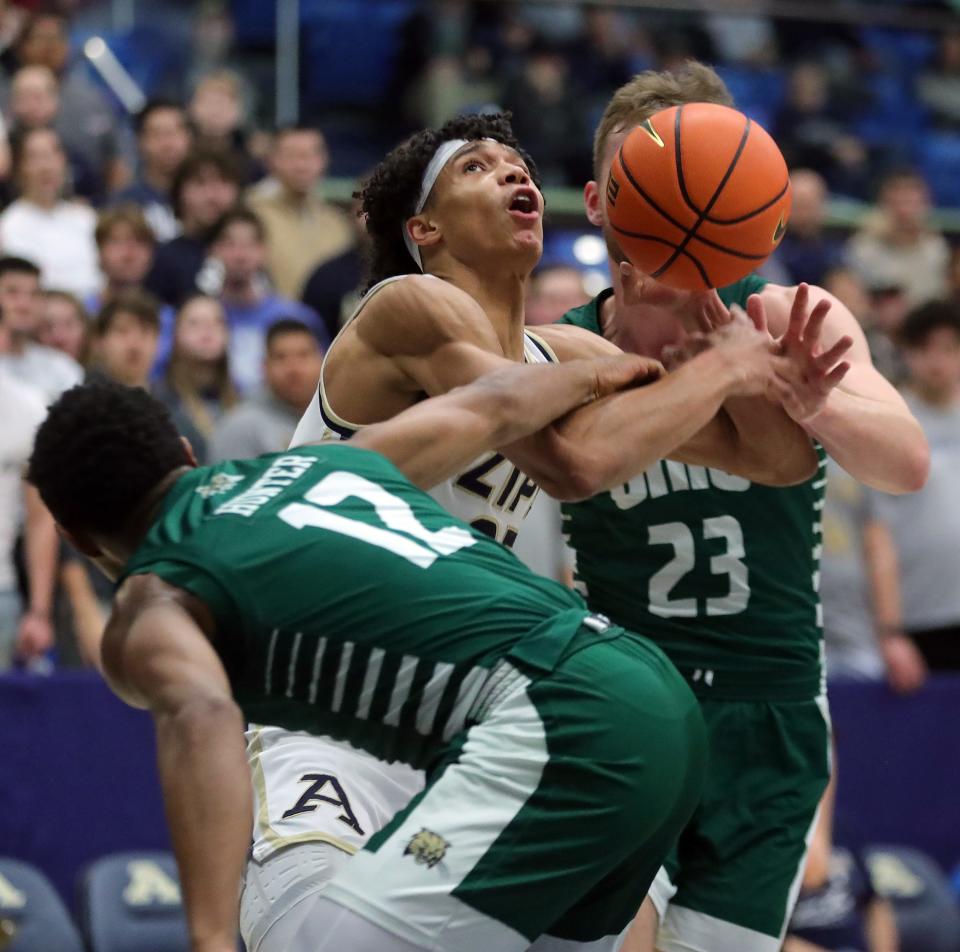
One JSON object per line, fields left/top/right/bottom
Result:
{"left": 544, "top": 350, "right": 740, "bottom": 498}
{"left": 483, "top": 359, "right": 603, "bottom": 448}
{"left": 805, "top": 390, "right": 928, "bottom": 493}
{"left": 155, "top": 697, "right": 251, "bottom": 951}
{"left": 673, "top": 397, "right": 817, "bottom": 485}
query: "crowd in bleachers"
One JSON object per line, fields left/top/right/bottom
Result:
{"left": 0, "top": 0, "right": 956, "bottom": 690}
{"left": 0, "top": 3, "right": 959, "bottom": 950}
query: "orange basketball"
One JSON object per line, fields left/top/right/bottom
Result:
{"left": 604, "top": 102, "right": 791, "bottom": 290}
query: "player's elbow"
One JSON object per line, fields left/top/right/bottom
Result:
{"left": 906, "top": 447, "right": 931, "bottom": 492}
{"left": 535, "top": 433, "right": 611, "bottom": 501}
{"left": 155, "top": 693, "right": 244, "bottom": 741}
{"left": 760, "top": 446, "right": 820, "bottom": 487}
{"left": 891, "top": 438, "right": 930, "bottom": 494}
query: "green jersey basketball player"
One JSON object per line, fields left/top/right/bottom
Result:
{"left": 28, "top": 327, "right": 805, "bottom": 952}
{"left": 564, "top": 61, "right": 929, "bottom": 952}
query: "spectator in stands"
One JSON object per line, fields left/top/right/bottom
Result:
{"left": 820, "top": 457, "right": 926, "bottom": 693}
{"left": 154, "top": 294, "right": 238, "bottom": 463}
{"left": 873, "top": 301, "right": 960, "bottom": 672}
{"left": 774, "top": 169, "right": 843, "bottom": 288}
{"left": 846, "top": 169, "right": 950, "bottom": 306}
{"left": 209, "top": 318, "right": 322, "bottom": 461}
{"left": 300, "top": 197, "right": 367, "bottom": 342}
{"left": 37, "top": 290, "right": 92, "bottom": 368}
{"left": 951, "top": 246, "right": 960, "bottom": 302}
{"left": 501, "top": 40, "right": 588, "bottom": 185}
{"left": 91, "top": 290, "right": 160, "bottom": 390}
{"left": 90, "top": 205, "right": 157, "bottom": 311}
{"left": 917, "top": 28, "right": 960, "bottom": 130}
{"left": 11, "top": 9, "right": 126, "bottom": 193}
{"left": 90, "top": 204, "right": 182, "bottom": 373}
{"left": 249, "top": 125, "right": 353, "bottom": 298}
{"left": 204, "top": 206, "right": 326, "bottom": 391}
{"left": 0, "top": 255, "right": 82, "bottom": 401}
{"left": 704, "top": 6, "right": 777, "bottom": 67}
{"left": 773, "top": 61, "right": 870, "bottom": 200}
{"left": 823, "top": 266, "right": 909, "bottom": 386}
{"left": 188, "top": 70, "right": 261, "bottom": 183}
{"left": 0, "top": 307, "right": 57, "bottom": 671}
{"left": 112, "top": 100, "right": 192, "bottom": 242}
{"left": 526, "top": 264, "right": 590, "bottom": 326}
{"left": 9, "top": 64, "right": 105, "bottom": 202}
{"left": 785, "top": 771, "right": 900, "bottom": 952}
{"left": 0, "top": 128, "right": 102, "bottom": 299}
{"left": 144, "top": 147, "right": 242, "bottom": 306}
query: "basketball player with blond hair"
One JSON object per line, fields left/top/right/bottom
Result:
{"left": 233, "top": 111, "right": 854, "bottom": 952}
{"left": 557, "top": 61, "right": 929, "bottom": 952}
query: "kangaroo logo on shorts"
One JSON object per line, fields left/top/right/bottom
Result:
{"left": 404, "top": 829, "right": 449, "bottom": 868}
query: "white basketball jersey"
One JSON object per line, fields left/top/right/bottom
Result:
{"left": 290, "top": 274, "right": 559, "bottom": 550}
{"left": 247, "top": 277, "right": 558, "bottom": 864}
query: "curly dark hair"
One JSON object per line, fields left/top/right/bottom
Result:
{"left": 28, "top": 381, "right": 190, "bottom": 535}
{"left": 355, "top": 113, "right": 541, "bottom": 291}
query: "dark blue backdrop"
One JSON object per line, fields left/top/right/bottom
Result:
{"left": 1, "top": 671, "right": 959, "bottom": 909}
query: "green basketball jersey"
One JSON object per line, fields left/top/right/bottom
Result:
{"left": 557, "top": 277, "right": 826, "bottom": 700}
{"left": 120, "top": 444, "right": 602, "bottom": 767}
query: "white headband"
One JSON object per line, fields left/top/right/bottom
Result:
{"left": 402, "top": 138, "right": 471, "bottom": 271}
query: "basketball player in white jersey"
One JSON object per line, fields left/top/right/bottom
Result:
{"left": 241, "top": 113, "right": 853, "bottom": 952}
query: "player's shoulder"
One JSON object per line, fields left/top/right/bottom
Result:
{"left": 530, "top": 323, "right": 621, "bottom": 360}
{"left": 356, "top": 273, "right": 496, "bottom": 353}
{"left": 365, "top": 273, "right": 481, "bottom": 316}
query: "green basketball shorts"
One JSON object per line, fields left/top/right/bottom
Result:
{"left": 657, "top": 694, "right": 831, "bottom": 952}
{"left": 323, "top": 623, "right": 707, "bottom": 952}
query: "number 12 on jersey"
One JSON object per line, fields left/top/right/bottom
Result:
{"left": 648, "top": 516, "right": 750, "bottom": 618}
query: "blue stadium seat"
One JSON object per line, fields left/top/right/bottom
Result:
{"left": 917, "top": 133, "right": 960, "bottom": 207}
{"left": 302, "top": 0, "right": 417, "bottom": 109}
{"left": 864, "top": 844, "right": 960, "bottom": 952}
{"left": 231, "top": 0, "right": 279, "bottom": 46}
{"left": 0, "top": 857, "right": 84, "bottom": 952}
{"left": 715, "top": 66, "right": 787, "bottom": 122}
{"left": 78, "top": 852, "right": 189, "bottom": 952}
{"left": 859, "top": 27, "right": 937, "bottom": 76}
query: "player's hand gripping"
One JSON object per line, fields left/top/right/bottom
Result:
{"left": 662, "top": 305, "right": 779, "bottom": 396}
{"left": 589, "top": 352, "right": 666, "bottom": 400}
{"left": 619, "top": 261, "right": 731, "bottom": 332}
{"left": 759, "top": 284, "right": 853, "bottom": 423}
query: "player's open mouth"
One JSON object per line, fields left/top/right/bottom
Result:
{"left": 508, "top": 187, "right": 540, "bottom": 222}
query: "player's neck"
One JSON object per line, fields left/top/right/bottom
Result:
{"left": 435, "top": 261, "right": 528, "bottom": 361}
{"left": 601, "top": 278, "right": 686, "bottom": 360}
{"left": 106, "top": 466, "right": 194, "bottom": 565}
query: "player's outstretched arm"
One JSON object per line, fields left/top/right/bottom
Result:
{"left": 357, "top": 277, "right": 808, "bottom": 500}
{"left": 761, "top": 283, "right": 929, "bottom": 493}
{"left": 538, "top": 318, "right": 822, "bottom": 486}
{"left": 353, "top": 355, "right": 659, "bottom": 490}
{"left": 102, "top": 575, "right": 250, "bottom": 952}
